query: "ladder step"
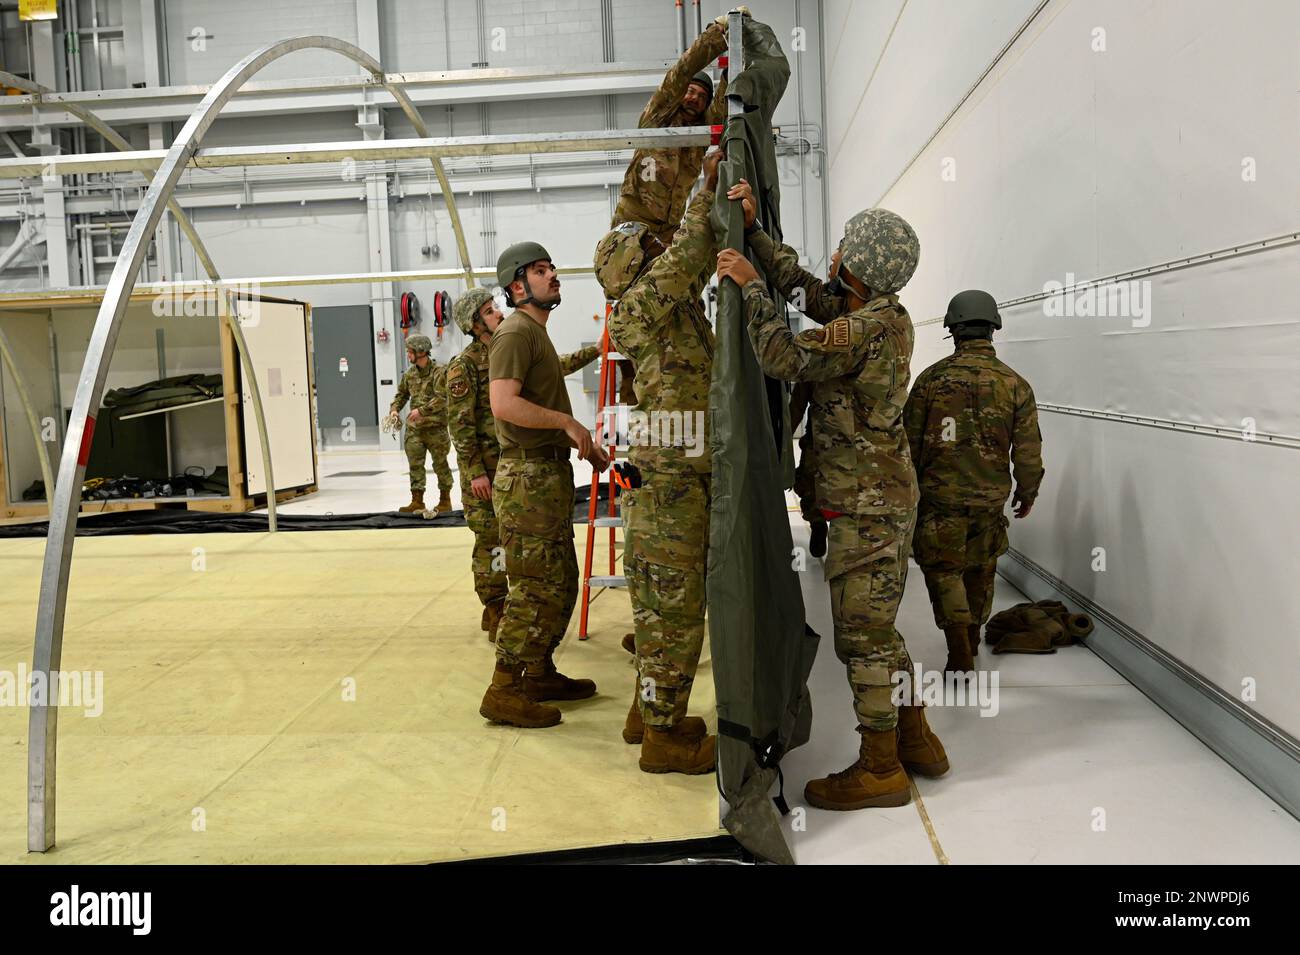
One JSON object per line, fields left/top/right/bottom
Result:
{"left": 587, "top": 575, "right": 627, "bottom": 588}
{"left": 606, "top": 352, "right": 626, "bottom": 361}
{"left": 592, "top": 516, "right": 623, "bottom": 527}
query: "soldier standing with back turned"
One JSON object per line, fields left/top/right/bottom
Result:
{"left": 903, "top": 290, "right": 1044, "bottom": 677}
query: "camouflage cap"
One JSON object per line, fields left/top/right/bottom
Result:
{"left": 405, "top": 333, "right": 433, "bottom": 354}
{"left": 840, "top": 208, "right": 919, "bottom": 294}
{"left": 453, "top": 288, "right": 496, "bottom": 335}
{"left": 593, "top": 222, "right": 648, "bottom": 300}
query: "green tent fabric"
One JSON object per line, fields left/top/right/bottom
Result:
{"left": 707, "top": 16, "right": 818, "bottom": 866}
{"left": 102, "top": 373, "right": 223, "bottom": 418}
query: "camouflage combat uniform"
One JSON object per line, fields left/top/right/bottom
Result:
{"left": 748, "top": 227, "right": 850, "bottom": 527}
{"left": 746, "top": 285, "right": 918, "bottom": 733}
{"left": 903, "top": 339, "right": 1043, "bottom": 630}
{"left": 391, "top": 360, "right": 453, "bottom": 496}
{"left": 606, "top": 189, "right": 717, "bottom": 728}
{"left": 612, "top": 24, "right": 728, "bottom": 248}
{"left": 488, "top": 316, "right": 599, "bottom": 666}
{"left": 447, "top": 338, "right": 508, "bottom": 610}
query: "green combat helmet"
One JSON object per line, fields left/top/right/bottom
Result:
{"left": 405, "top": 333, "right": 433, "bottom": 354}
{"left": 593, "top": 222, "right": 651, "bottom": 300}
{"left": 453, "top": 288, "right": 496, "bottom": 335}
{"left": 689, "top": 71, "right": 714, "bottom": 106}
{"left": 839, "top": 208, "right": 919, "bottom": 294}
{"left": 496, "top": 241, "right": 554, "bottom": 309}
{"left": 943, "top": 289, "right": 1002, "bottom": 329}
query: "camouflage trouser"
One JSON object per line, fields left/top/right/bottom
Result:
{"left": 492, "top": 456, "right": 578, "bottom": 666}
{"left": 625, "top": 469, "right": 709, "bottom": 728}
{"left": 460, "top": 471, "right": 507, "bottom": 607}
{"left": 404, "top": 424, "right": 453, "bottom": 495}
{"left": 912, "top": 500, "right": 1009, "bottom": 629}
{"left": 793, "top": 427, "right": 818, "bottom": 524}
{"left": 826, "top": 509, "right": 917, "bottom": 733}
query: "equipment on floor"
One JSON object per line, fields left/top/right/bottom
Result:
{"left": 985, "top": 600, "right": 1095, "bottom": 653}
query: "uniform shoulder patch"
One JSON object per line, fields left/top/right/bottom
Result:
{"left": 828, "top": 317, "right": 852, "bottom": 348}
{"left": 447, "top": 361, "right": 471, "bottom": 399}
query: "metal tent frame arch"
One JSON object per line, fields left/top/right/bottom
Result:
{"left": 26, "top": 35, "right": 479, "bottom": 853}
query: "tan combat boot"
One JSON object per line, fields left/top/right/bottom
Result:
{"left": 943, "top": 625, "right": 975, "bottom": 677}
{"left": 622, "top": 688, "right": 708, "bottom": 745}
{"left": 398, "top": 490, "right": 425, "bottom": 513}
{"left": 968, "top": 623, "right": 982, "bottom": 655}
{"left": 639, "top": 723, "right": 717, "bottom": 775}
{"left": 521, "top": 653, "right": 597, "bottom": 701}
{"left": 433, "top": 488, "right": 453, "bottom": 514}
{"left": 804, "top": 728, "right": 911, "bottom": 810}
{"left": 896, "top": 704, "right": 950, "bottom": 777}
{"left": 481, "top": 598, "right": 505, "bottom": 643}
{"left": 479, "top": 660, "right": 561, "bottom": 728}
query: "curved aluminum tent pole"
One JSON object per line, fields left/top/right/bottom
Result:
{"left": 27, "top": 35, "right": 476, "bottom": 852}
{"left": 0, "top": 69, "right": 277, "bottom": 532}
{"left": 0, "top": 323, "right": 55, "bottom": 502}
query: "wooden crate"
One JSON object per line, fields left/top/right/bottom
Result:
{"left": 0, "top": 290, "right": 319, "bottom": 520}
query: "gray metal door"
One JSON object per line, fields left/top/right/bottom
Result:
{"left": 311, "top": 305, "right": 377, "bottom": 448}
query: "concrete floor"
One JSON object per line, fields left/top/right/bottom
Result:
{"left": 7, "top": 445, "right": 1293, "bottom": 863}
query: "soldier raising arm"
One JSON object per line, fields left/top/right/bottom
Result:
{"left": 611, "top": 11, "right": 740, "bottom": 246}
{"left": 717, "top": 208, "right": 951, "bottom": 814}
{"left": 726, "top": 178, "right": 847, "bottom": 327}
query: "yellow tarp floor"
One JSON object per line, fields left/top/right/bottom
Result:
{"left": 0, "top": 526, "right": 721, "bottom": 863}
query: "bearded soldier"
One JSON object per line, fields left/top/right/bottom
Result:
{"left": 612, "top": 11, "right": 739, "bottom": 248}
{"left": 448, "top": 288, "right": 600, "bottom": 643}
{"left": 478, "top": 243, "right": 608, "bottom": 728}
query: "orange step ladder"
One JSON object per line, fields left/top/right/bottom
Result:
{"left": 578, "top": 309, "right": 632, "bottom": 640}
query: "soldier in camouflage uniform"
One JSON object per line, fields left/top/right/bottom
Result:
{"left": 595, "top": 150, "right": 724, "bottom": 776}
{"left": 478, "top": 242, "right": 609, "bottom": 729}
{"left": 385, "top": 334, "right": 453, "bottom": 514}
{"left": 729, "top": 177, "right": 851, "bottom": 558}
{"left": 718, "top": 206, "right": 949, "bottom": 812}
{"left": 903, "top": 289, "right": 1044, "bottom": 676}
{"left": 611, "top": 13, "right": 734, "bottom": 248}
{"left": 447, "top": 289, "right": 509, "bottom": 641}
{"left": 448, "top": 288, "right": 602, "bottom": 643}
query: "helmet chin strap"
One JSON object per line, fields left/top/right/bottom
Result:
{"left": 515, "top": 271, "right": 560, "bottom": 312}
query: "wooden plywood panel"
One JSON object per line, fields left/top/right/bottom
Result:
{"left": 237, "top": 299, "right": 316, "bottom": 496}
